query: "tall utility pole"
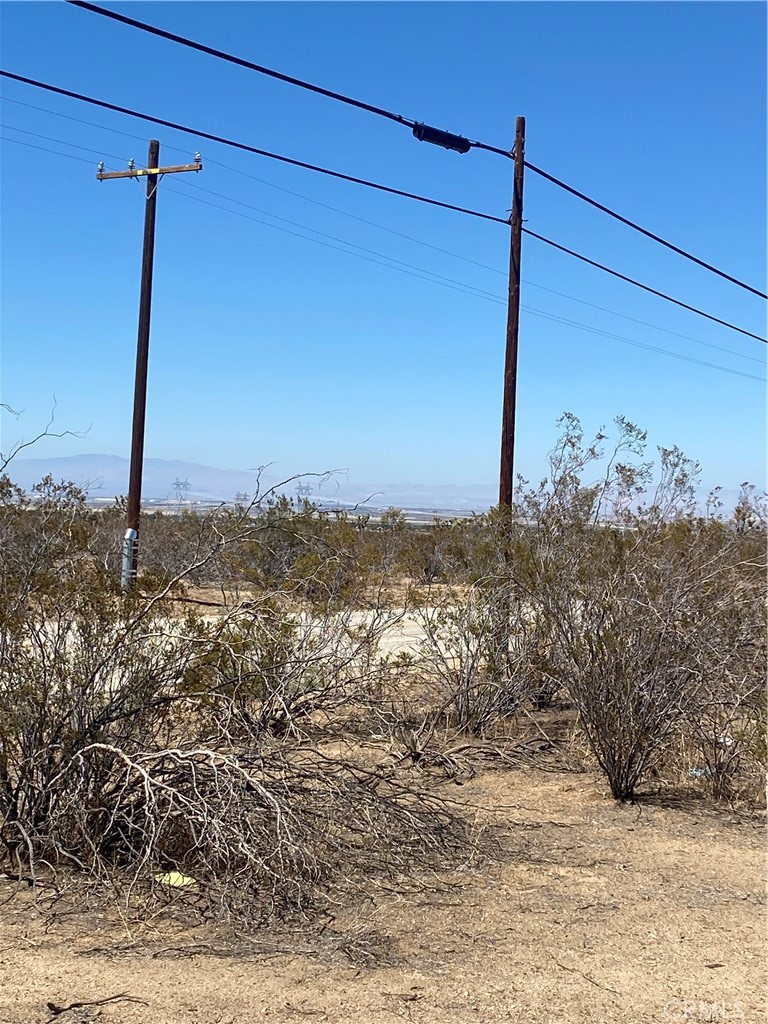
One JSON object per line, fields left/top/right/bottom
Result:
{"left": 499, "top": 116, "right": 526, "bottom": 508}
{"left": 97, "top": 141, "right": 202, "bottom": 591}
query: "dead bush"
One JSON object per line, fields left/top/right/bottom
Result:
{"left": 0, "top": 470, "right": 472, "bottom": 927}
{"left": 22, "top": 738, "right": 469, "bottom": 925}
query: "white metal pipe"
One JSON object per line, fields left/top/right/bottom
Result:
{"left": 121, "top": 527, "right": 138, "bottom": 592}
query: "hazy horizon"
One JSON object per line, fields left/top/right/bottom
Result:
{"left": 6, "top": 449, "right": 761, "bottom": 515}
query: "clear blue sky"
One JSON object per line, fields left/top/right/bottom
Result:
{"left": 1, "top": 1, "right": 766, "bottom": 492}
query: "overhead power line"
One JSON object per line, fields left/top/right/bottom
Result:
{"left": 1, "top": 125, "right": 760, "bottom": 368}
{"left": 177, "top": 177, "right": 506, "bottom": 298}
{"left": 65, "top": 0, "right": 410, "bottom": 127}
{"left": 524, "top": 162, "right": 768, "bottom": 300}
{"left": 0, "top": 71, "right": 505, "bottom": 225}
{"left": 67, "top": 0, "right": 767, "bottom": 298}
{"left": 523, "top": 230, "right": 766, "bottom": 344}
{"left": 65, "top": 0, "right": 510, "bottom": 158}
{"left": 183, "top": 170, "right": 766, "bottom": 365}
{"left": 1, "top": 94, "right": 510, "bottom": 266}
{"left": 521, "top": 309, "right": 766, "bottom": 384}
{"left": 2, "top": 102, "right": 761, "bottom": 368}
{"left": 0, "top": 122, "right": 128, "bottom": 163}
{"left": 1, "top": 69, "right": 765, "bottom": 345}
{"left": 1, "top": 130, "right": 763, "bottom": 385}
{"left": 0, "top": 92, "right": 161, "bottom": 144}
{"left": 0, "top": 132, "right": 122, "bottom": 170}
{"left": 161, "top": 177, "right": 766, "bottom": 384}
{"left": 150, "top": 195, "right": 766, "bottom": 382}
{"left": 198, "top": 158, "right": 767, "bottom": 363}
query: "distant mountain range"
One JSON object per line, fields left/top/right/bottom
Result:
{"left": 6, "top": 454, "right": 498, "bottom": 514}
{"left": 7, "top": 453, "right": 753, "bottom": 515}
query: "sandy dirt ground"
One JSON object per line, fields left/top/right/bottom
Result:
{"left": 0, "top": 769, "right": 763, "bottom": 1024}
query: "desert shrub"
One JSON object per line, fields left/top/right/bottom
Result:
{"left": 508, "top": 415, "right": 766, "bottom": 801}
{"left": 184, "top": 596, "right": 403, "bottom": 738}
{"left": 1, "top": 400, "right": 763, "bottom": 940}
{"left": 680, "top": 558, "right": 766, "bottom": 800}
{"left": 226, "top": 500, "right": 390, "bottom": 610}
{"left": 414, "top": 582, "right": 540, "bottom": 735}
{"left": 0, "top": 474, "right": 211, "bottom": 860}
{"left": 0, "top": 470, "right": 470, "bottom": 925}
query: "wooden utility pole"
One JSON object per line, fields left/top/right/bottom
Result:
{"left": 97, "top": 140, "right": 202, "bottom": 590}
{"left": 499, "top": 116, "right": 526, "bottom": 507}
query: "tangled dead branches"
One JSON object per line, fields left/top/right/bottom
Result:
{"left": 7, "top": 737, "right": 472, "bottom": 927}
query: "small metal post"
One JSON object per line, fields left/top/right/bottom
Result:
{"left": 120, "top": 528, "right": 138, "bottom": 592}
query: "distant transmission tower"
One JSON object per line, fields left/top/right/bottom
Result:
{"left": 234, "top": 491, "right": 250, "bottom": 504}
{"left": 296, "top": 482, "right": 312, "bottom": 503}
{"left": 173, "top": 478, "right": 191, "bottom": 503}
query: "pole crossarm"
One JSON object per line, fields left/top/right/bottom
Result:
{"left": 97, "top": 161, "right": 202, "bottom": 180}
